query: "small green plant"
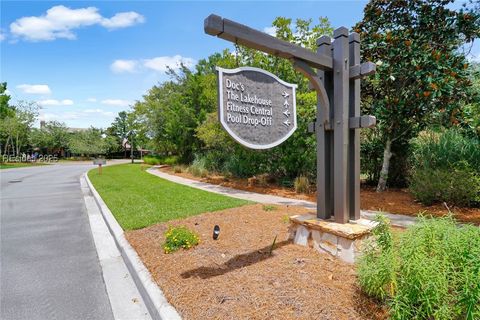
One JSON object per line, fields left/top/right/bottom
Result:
{"left": 188, "top": 156, "right": 209, "bottom": 178}
{"left": 163, "top": 226, "right": 200, "bottom": 254}
{"left": 281, "top": 215, "right": 290, "bottom": 224}
{"left": 269, "top": 235, "right": 277, "bottom": 255}
{"left": 262, "top": 204, "right": 277, "bottom": 211}
{"left": 173, "top": 165, "right": 185, "bottom": 173}
{"left": 357, "top": 215, "right": 396, "bottom": 300}
{"left": 358, "top": 215, "right": 480, "bottom": 319}
{"left": 257, "top": 173, "right": 269, "bottom": 187}
{"left": 294, "top": 175, "right": 310, "bottom": 194}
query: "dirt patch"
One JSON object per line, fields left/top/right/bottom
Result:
{"left": 127, "top": 204, "right": 387, "bottom": 320}
{"left": 160, "top": 167, "right": 480, "bottom": 225}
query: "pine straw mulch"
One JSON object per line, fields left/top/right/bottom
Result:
{"left": 126, "top": 204, "right": 388, "bottom": 320}
{"left": 159, "top": 167, "right": 480, "bottom": 225}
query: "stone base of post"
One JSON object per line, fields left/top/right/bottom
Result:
{"left": 288, "top": 214, "right": 378, "bottom": 263}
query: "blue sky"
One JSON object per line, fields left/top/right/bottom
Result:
{"left": 1, "top": 1, "right": 478, "bottom": 128}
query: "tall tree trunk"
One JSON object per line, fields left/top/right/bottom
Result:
{"left": 376, "top": 138, "right": 393, "bottom": 192}
{"left": 16, "top": 133, "right": 20, "bottom": 156}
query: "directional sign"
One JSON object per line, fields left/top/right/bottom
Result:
{"left": 93, "top": 159, "right": 106, "bottom": 165}
{"left": 217, "top": 66, "right": 297, "bottom": 149}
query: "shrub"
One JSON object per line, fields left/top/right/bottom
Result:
{"left": 358, "top": 216, "right": 480, "bottom": 319}
{"left": 294, "top": 176, "right": 310, "bottom": 193}
{"left": 163, "top": 155, "right": 179, "bottom": 166}
{"left": 163, "top": 226, "right": 200, "bottom": 254}
{"left": 256, "top": 173, "right": 269, "bottom": 187}
{"left": 172, "top": 165, "right": 185, "bottom": 173}
{"left": 409, "top": 129, "right": 480, "bottom": 207}
{"left": 411, "top": 129, "right": 480, "bottom": 174}
{"left": 188, "top": 156, "right": 209, "bottom": 178}
{"left": 357, "top": 215, "right": 396, "bottom": 300}
{"left": 409, "top": 166, "right": 480, "bottom": 207}
{"left": 143, "top": 155, "right": 162, "bottom": 165}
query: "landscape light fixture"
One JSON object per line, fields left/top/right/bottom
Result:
{"left": 213, "top": 225, "right": 220, "bottom": 240}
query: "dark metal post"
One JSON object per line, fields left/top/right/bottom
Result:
{"left": 131, "top": 136, "right": 134, "bottom": 164}
{"left": 348, "top": 33, "right": 361, "bottom": 220}
{"left": 316, "top": 36, "right": 333, "bottom": 220}
{"left": 204, "top": 14, "right": 376, "bottom": 224}
{"left": 332, "top": 27, "right": 350, "bottom": 224}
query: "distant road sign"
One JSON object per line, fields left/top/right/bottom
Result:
{"left": 93, "top": 159, "right": 106, "bottom": 165}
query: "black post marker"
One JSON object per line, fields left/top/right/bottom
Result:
{"left": 213, "top": 225, "right": 220, "bottom": 240}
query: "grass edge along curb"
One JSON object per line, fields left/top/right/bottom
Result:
{"left": 87, "top": 164, "right": 252, "bottom": 230}
{"left": 84, "top": 172, "right": 182, "bottom": 320}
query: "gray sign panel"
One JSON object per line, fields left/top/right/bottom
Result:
{"left": 93, "top": 159, "right": 106, "bottom": 165}
{"left": 217, "top": 66, "right": 297, "bottom": 149}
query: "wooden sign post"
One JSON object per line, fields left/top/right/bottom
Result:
{"left": 93, "top": 158, "right": 106, "bottom": 175}
{"left": 205, "top": 14, "right": 376, "bottom": 224}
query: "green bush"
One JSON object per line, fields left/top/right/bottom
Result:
{"left": 143, "top": 155, "right": 179, "bottom": 166}
{"left": 188, "top": 156, "right": 209, "bottom": 178}
{"left": 409, "top": 129, "right": 480, "bottom": 207}
{"left": 294, "top": 176, "right": 310, "bottom": 193}
{"left": 163, "top": 155, "right": 179, "bottom": 166}
{"left": 143, "top": 155, "right": 162, "bottom": 165}
{"left": 357, "top": 215, "right": 396, "bottom": 300}
{"left": 358, "top": 216, "right": 480, "bottom": 319}
{"left": 411, "top": 129, "right": 480, "bottom": 174}
{"left": 409, "top": 166, "right": 480, "bottom": 206}
{"left": 163, "top": 226, "right": 200, "bottom": 254}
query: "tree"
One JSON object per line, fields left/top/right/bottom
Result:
{"left": 0, "top": 101, "right": 38, "bottom": 156}
{"left": 68, "top": 128, "right": 109, "bottom": 156}
{"left": 108, "top": 111, "right": 130, "bottom": 158}
{"left": 355, "top": 0, "right": 480, "bottom": 191}
{"left": 0, "top": 83, "right": 15, "bottom": 119}
{"left": 30, "top": 121, "right": 69, "bottom": 154}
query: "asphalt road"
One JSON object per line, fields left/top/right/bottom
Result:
{"left": 1, "top": 164, "right": 114, "bottom": 320}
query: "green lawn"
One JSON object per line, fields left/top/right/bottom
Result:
{"left": 88, "top": 164, "right": 251, "bottom": 230}
{"left": 0, "top": 162, "right": 48, "bottom": 169}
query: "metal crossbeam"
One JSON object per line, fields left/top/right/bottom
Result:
{"left": 204, "top": 14, "right": 333, "bottom": 71}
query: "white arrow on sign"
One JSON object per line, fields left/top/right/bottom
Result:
{"left": 282, "top": 91, "right": 289, "bottom": 98}
{"left": 283, "top": 119, "right": 291, "bottom": 127}
{"left": 283, "top": 100, "right": 289, "bottom": 107}
{"left": 283, "top": 110, "right": 291, "bottom": 117}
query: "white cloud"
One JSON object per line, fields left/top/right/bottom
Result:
{"left": 111, "top": 55, "right": 196, "bottom": 74}
{"left": 10, "top": 5, "right": 144, "bottom": 41}
{"left": 263, "top": 26, "right": 277, "bottom": 36}
{"left": 86, "top": 97, "right": 97, "bottom": 102}
{"left": 84, "top": 108, "right": 114, "bottom": 116}
{"left": 41, "top": 112, "right": 81, "bottom": 121}
{"left": 38, "top": 99, "right": 74, "bottom": 106}
{"left": 100, "top": 12, "right": 145, "bottom": 29}
{"left": 101, "top": 99, "right": 132, "bottom": 107}
{"left": 111, "top": 59, "right": 139, "bottom": 73}
{"left": 0, "top": 30, "right": 5, "bottom": 41}
{"left": 143, "top": 55, "right": 196, "bottom": 72}
{"left": 40, "top": 108, "right": 114, "bottom": 123}
{"left": 17, "top": 84, "right": 51, "bottom": 94}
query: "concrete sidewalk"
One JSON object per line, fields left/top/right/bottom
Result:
{"left": 147, "top": 168, "right": 417, "bottom": 228}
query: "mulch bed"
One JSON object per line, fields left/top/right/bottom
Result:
{"left": 160, "top": 167, "right": 480, "bottom": 225}
{"left": 126, "top": 204, "right": 387, "bottom": 320}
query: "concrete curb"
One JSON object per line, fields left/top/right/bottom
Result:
{"left": 84, "top": 173, "right": 182, "bottom": 320}
{"left": 147, "top": 168, "right": 417, "bottom": 228}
